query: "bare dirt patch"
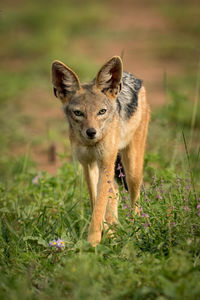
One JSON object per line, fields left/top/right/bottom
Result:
{"left": 13, "top": 88, "right": 69, "bottom": 174}
{"left": 71, "top": 0, "right": 183, "bottom": 107}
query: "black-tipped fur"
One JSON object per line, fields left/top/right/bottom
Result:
{"left": 117, "top": 72, "right": 142, "bottom": 120}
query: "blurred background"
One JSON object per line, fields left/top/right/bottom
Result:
{"left": 0, "top": 0, "right": 200, "bottom": 179}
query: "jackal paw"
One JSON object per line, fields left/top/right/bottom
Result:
{"left": 134, "top": 206, "right": 141, "bottom": 216}
{"left": 104, "top": 222, "right": 117, "bottom": 238}
{"left": 88, "top": 230, "right": 102, "bottom": 247}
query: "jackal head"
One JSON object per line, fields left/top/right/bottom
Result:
{"left": 51, "top": 56, "right": 122, "bottom": 145}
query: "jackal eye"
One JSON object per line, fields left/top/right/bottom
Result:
{"left": 73, "top": 110, "right": 84, "bottom": 117}
{"left": 98, "top": 109, "right": 107, "bottom": 115}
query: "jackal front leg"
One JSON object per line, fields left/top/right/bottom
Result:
{"left": 104, "top": 179, "right": 119, "bottom": 232}
{"left": 88, "top": 162, "right": 116, "bottom": 247}
{"left": 83, "top": 163, "right": 99, "bottom": 212}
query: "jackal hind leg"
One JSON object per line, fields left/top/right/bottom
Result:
{"left": 121, "top": 121, "right": 148, "bottom": 213}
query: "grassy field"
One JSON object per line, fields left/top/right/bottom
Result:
{"left": 0, "top": 0, "right": 200, "bottom": 299}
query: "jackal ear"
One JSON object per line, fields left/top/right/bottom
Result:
{"left": 52, "top": 60, "right": 81, "bottom": 102}
{"left": 95, "top": 56, "right": 122, "bottom": 99}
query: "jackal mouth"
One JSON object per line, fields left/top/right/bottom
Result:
{"left": 85, "top": 136, "right": 98, "bottom": 143}
{"left": 81, "top": 135, "right": 99, "bottom": 146}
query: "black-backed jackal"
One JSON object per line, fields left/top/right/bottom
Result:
{"left": 51, "top": 56, "right": 150, "bottom": 246}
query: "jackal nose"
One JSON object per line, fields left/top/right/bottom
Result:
{"left": 86, "top": 128, "right": 96, "bottom": 139}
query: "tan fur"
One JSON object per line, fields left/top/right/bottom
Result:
{"left": 51, "top": 56, "right": 150, "bottom": 246}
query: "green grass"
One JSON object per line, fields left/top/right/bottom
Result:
{"left": 0, "top": 0, "right": 200, "bottom": 298}
{"left": 0, "top": 160, "right": 200, "bottom": 299}
{"left": 157, "top": 1, "right": 200, "bottom": 63}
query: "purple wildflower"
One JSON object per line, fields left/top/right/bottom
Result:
{"left": 185, "top": 185, "right": 191, "bottom": 191}
{"left": 170, "top": 222, "right": 176, "bottom": 228}
{"left": 49, "top": 239, "right": 65, "bottom": 249}
{"left": 49, "top": 240, "right": 57, "bottom": 247}
{"left": 118, "top": 172, "right": 125, "bottom": 178}
{"left": 145, "top": 197, "right": 150, "bottom": 202}
{"left": 117, "top": 164, "right": 122, "bottom": 170}
{"left": 184, "top": 206, "right": 190, "bottom": 211}
{"left": 143, "top": 223, "right": 149, "bottom": 228}
{"left": 197, "top": 204, "right": 200, "bottom": 209}
{"left": 121, "top": 195, "right": 128, "bottom": 202}
{"left": 152, "top": 175, "right": 157, "bottom": 185}
{"left": 32, "top": 172, "right": 42, "bottom": 184}
{"left": 126, "top": 212, "right": 131, "bottom": 217}
{"left": 157, "top": 194, "right": 163, "bottom": 200}
{"left": 56, "top": 239, "right": 65, "bottom": 248}
{"left": 122, "top": 204, "right": 128, "bottom": 210}
{"left": 141, "top": 213, "right": 149, "bottom": 218}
